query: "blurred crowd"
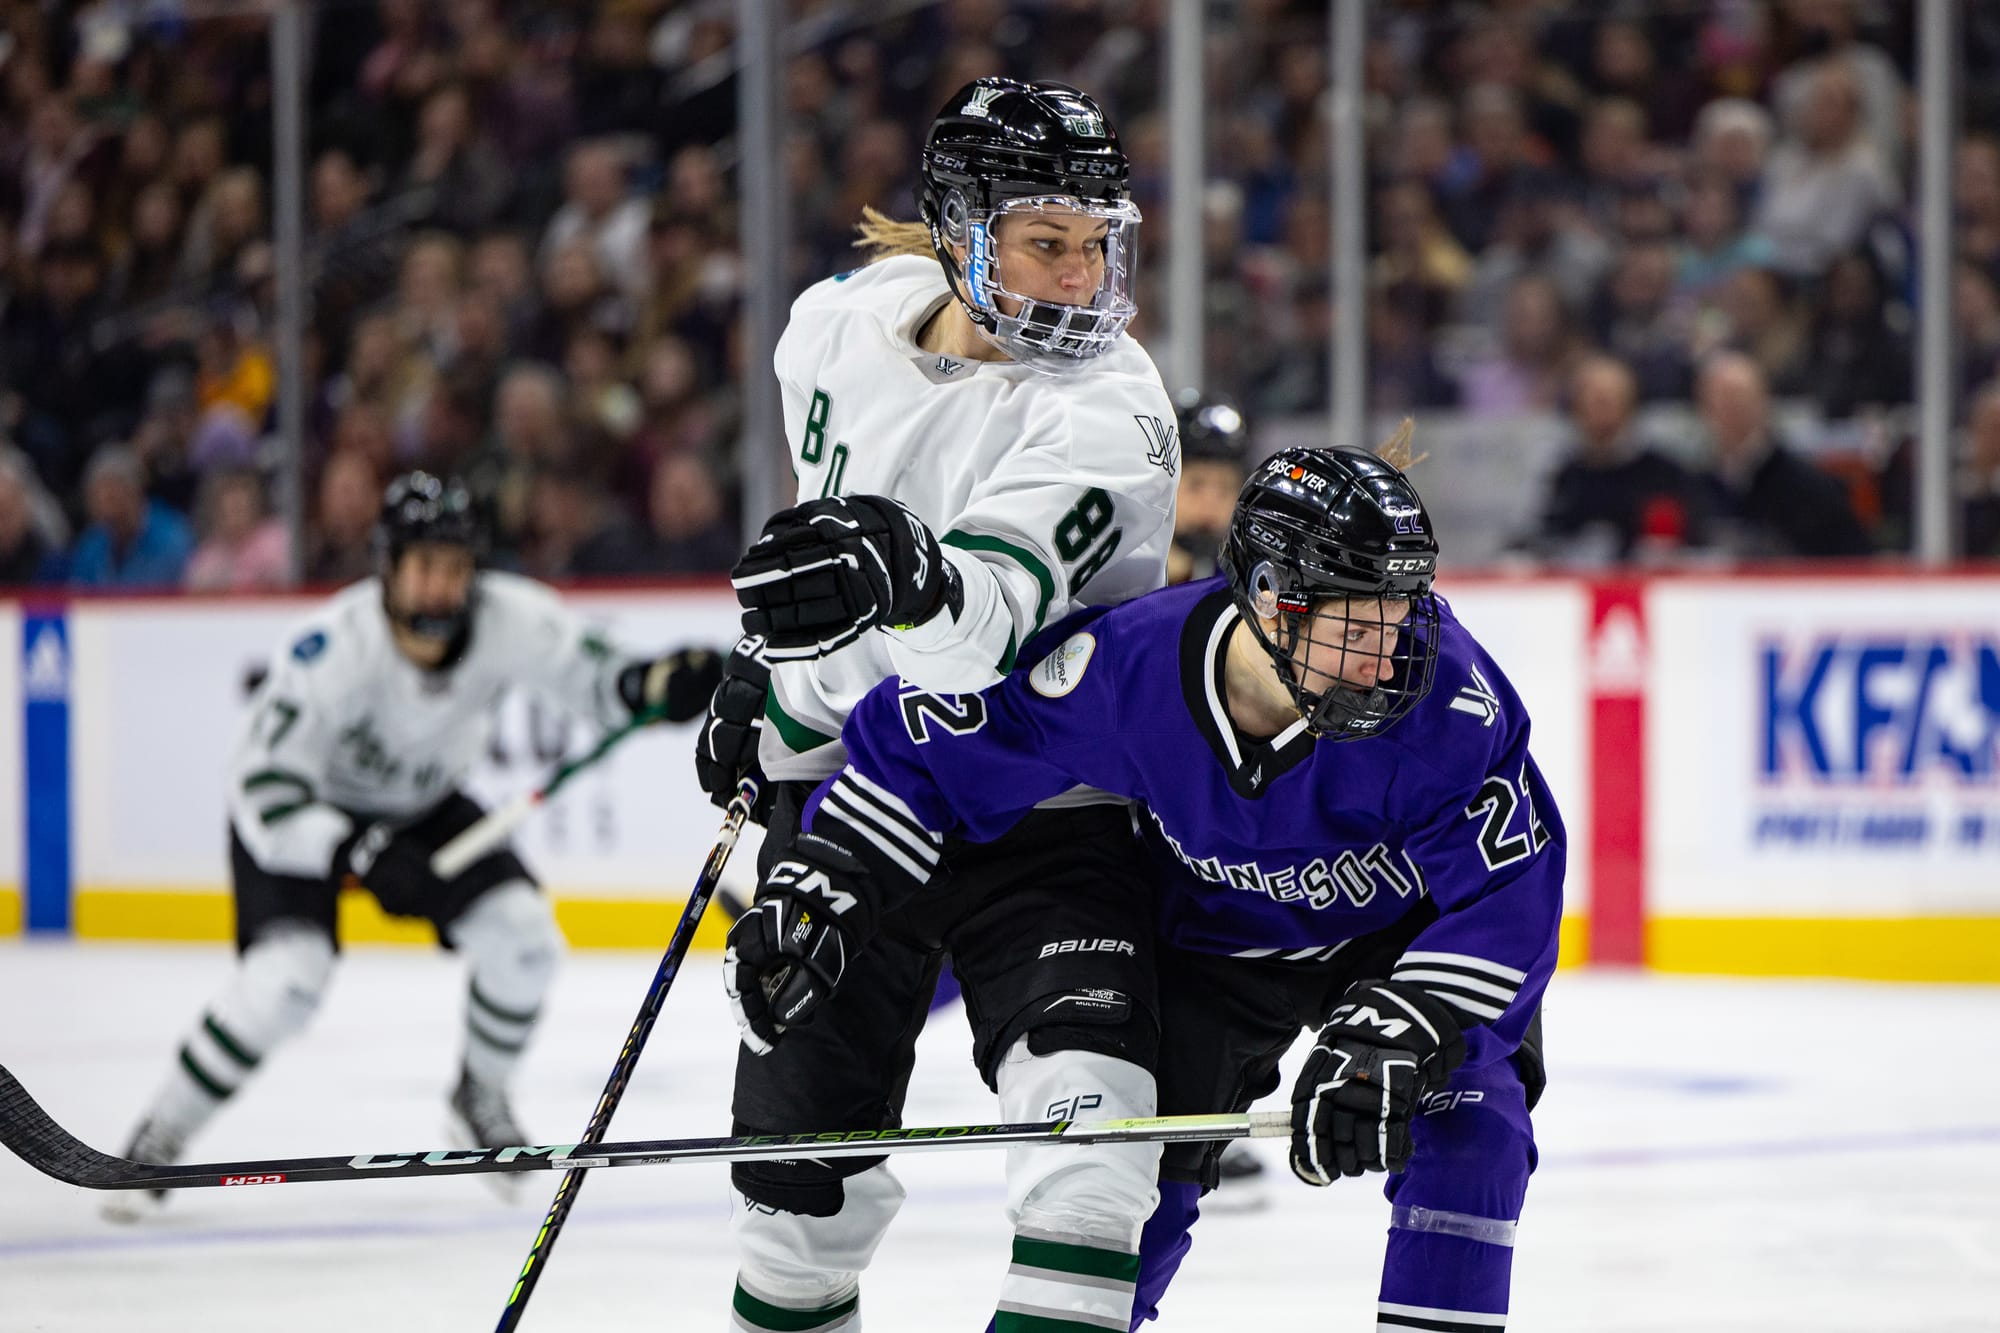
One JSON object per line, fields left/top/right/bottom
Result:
{"left": 3, "top": 0, "right": 2000, "bottom": 594}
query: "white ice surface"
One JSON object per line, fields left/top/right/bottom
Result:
{"left": 3, "top": 941, "right": 1999, "bottom": 1332}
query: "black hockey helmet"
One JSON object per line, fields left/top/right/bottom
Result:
{"left": 1173, "top": 388, "right": 1251, "bottom": 466}
{"left": 376, "top": 470, "right": 483, "bottom": 641}
{"left": 1220, "top": 446, "right": 1442, "bottom": 740}
{"left": 918, "top": 77, "right": 1139, "bottom": 372}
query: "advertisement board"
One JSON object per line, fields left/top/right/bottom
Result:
{"left": 1647, "top": 576, "right": 2000, "bottom": 978}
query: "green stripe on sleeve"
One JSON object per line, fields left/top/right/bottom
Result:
{"left": 764, "top": 694, "right": 838, "bottom": 753}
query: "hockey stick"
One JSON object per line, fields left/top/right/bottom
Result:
{"left": 492, "top": 774, "right": 755, "bottom": 1332}
{"left": 431, "top": 707, "right": 666, "bottom": 879}
{"left": 0, "top": 1060, "right": 1288, "bottom": 1190}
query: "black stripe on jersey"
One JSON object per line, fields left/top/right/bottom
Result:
{"left": 1377, "top": 1311, "right": 1506, "bottom": 1332}
{"left": 1178, "top": 586, "right": 1315, "bottom": 800}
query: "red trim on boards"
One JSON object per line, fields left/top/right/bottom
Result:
{"left": 1586, "top": 580, "right": 1647, "bottom": 966}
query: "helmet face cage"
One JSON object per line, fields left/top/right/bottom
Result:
{"left": 1240, "top": 549, "right": 1442, "bottom": 741}
{"left": 957, "top": 194, "right": 1140, "bottom": 372}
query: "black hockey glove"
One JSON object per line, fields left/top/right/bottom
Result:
{"left": 616, "top": 646, "right": 725, "bottom": 724}
{"left": 723, "top": 831, "right": 880, "bottom": 1054}
{"left": 731, "top": 495, "right": 964, "bottom": 661}
{"left": 1290, "top": 980, "right": 1466, "bottom": 1185}
{"left": 693, "top": 634, "right": 774, "bottom": 823}
{"left": 335, "top": 821, "right": 440, "bottom": 918}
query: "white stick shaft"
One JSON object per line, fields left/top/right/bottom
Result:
{"left": 431, "top": 790, "right": 540, "bottom": 879}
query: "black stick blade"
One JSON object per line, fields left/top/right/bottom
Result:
{"left": 0, "top": 1064, "right": 148, "bottom": 1189}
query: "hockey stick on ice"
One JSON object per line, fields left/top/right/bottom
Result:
{"left": 0, "top": 1060, "right": 1288, "bottom": 1190}
{"left": 492, "top": 774, "right": 755, "bottom": 1332}
{"left": 430, "top": 707, "right": 667, "bottom": 880}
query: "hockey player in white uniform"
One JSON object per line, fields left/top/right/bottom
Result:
{"left": 692, "top": 79, "right": 1180, "bottom": 1333}
{"left": 103, "top": 471, "right": 721, "bottom": 1220}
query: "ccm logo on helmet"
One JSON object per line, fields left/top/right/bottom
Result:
{"left": 1385, "top": 556, "right": 1435, "bottom": 574}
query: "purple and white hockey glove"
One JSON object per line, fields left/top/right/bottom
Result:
{"left": 731, "top": 495, "right": 963, "bottom": 661}
{"left": 1289, "top": 979, "right": 1465, "bottom": 1184}
{"left": 724, "top": 832, "right": 879, "bottom": 1054}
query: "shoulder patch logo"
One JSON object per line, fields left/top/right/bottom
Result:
{"left": 1135, "top": 414, "right": 1179, "bottom": 477}
{"left": 291, "top": 631, "right": 328, "bottom": 664}
{"left": 1031, "top": 632, "right": 1097, "bottom": 699}
{"left": 1448, "top": 664, "right": 1500, "bottom": 727}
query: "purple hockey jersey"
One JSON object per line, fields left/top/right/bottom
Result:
{"left": 805, "top": 576, "right": 1564, "bottom": 1070}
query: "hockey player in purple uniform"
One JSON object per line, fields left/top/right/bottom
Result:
{"left": 726, "top": 441, "right": 1559, "bottom": 1331}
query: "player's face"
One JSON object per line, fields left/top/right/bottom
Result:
{"left": 1292, "top": 597, "right": 1410, "bottom": 696}
{"left": 989, "top": 207, "right": 1109, "bottom": 311}
{"left": 389, "top": 542, "right": 475, "bottom": 634}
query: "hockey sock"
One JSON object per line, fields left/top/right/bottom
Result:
{"left": 994, "top": 1229, "right": 1141, "bottom": 1331}
{"left": 133, "top": 924, "right": 334, "bottom": 1148}
{"left": 447, "top": 882, "right": 559, "bottom": 1087}
{"left": 729, "top": 1279, "right": 860, "bottom": 1332}
{"left": 1376, "top": 1222, "right": 1514, "bottom": 1330}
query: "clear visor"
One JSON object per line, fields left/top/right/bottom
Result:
{"left": 962, "top": 195, "right": 1141, "bottom": 373}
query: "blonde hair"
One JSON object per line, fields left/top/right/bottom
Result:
{"left": 854, "top": 205, "right": 940, "bottom": 264}
{"left": 1375, "top": 417, "right": 1427, "bottom": 471}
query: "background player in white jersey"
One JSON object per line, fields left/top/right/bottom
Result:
{"left": 103, "top": 471, "right": 721, "bottom": 1221}
{"left": 694, "top": 78, "right": 1179, "bottom": 1333}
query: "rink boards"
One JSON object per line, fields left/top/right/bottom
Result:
{"left": 4, "top": 573, "right": 1999, "bottom": 980}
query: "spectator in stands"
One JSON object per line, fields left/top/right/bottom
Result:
{"left": 1958, "top": 136, "right": 2000, "bottom": 289}
{"left": 521, "top": 467, "right": 644, "bottom": 578}
{"left": 1802, "top": 249, "right": 1911, "bottom": 417}
{"left": 1960, "top": 381, "right": 2000, "bottom": 558}
{"left": 178, "top": 166, "right": 264, "bottom": 297}
{"left": 70, "top": 445, "right": 195, "bottom": 587}
{"left": 1770, "top": 0, "right": 1909, "bottom": 178}
{"left": 306, "top": 454, "right": 382, "bottom": 593}
{"left": 1675, "top": 171, "right": 1777, "bottom": 318}
{"left": 1371, "top": 178, "right": 1471, "bottom": 329}
{"left": 1692, "top": 98, "right": 1775, "bottom": 215}
{"left": 541, "top": 140, "right": 649, "bottom": 304}
{"left": 1438, "top": 83, "right": 1546, "bottom": 257}
{"left": 1955, "top": 260, "right": 2000, "bottom": 405}
{"left": 0, "top": 447, "right": 58, "bottom": 585}
{"left": 1456, "top": 274, "right": 1579, "bottom": 415}
{"left": 1577, "top": 98, "right": 1662, "bottom": 230}
{"left": 404, "top": 82, "right": 513, "bottom": 237}
{"left": 184, "top": 469, "right": 290, "bottom": 592}
{"left": 1587, "top": 18, "right": 1702, "bottom": 145}
{"left": 1457, "top": 169, "right": 1610, "bottom": 336}
{"left": 1753, "top": 59, "right": 1899, "bottom": 279}
{"left": 1529, "top": 354, "right": 1706, "bottom": 564}
{"left": 108, "top": 181, "right": 185, "bottom": 306}
{"left": 1367, "top": 279, "right": 1457, "bottom": 411}
{"left": 1592, "top": 241, "right": 1692, "bottom": 402}
{"left": 1711, "top": 266, "right": 1811, "bottom": 396}
{"left": 1695, "top": 351, "right": 1873, "bottom": 559}
{"left": 638, "top": 449, "right": 738, "bottom": 573}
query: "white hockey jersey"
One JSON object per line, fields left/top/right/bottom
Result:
{"left": 229, "top": 572, "right": 639, "bottom": 879}
{"left": 761, "top": 254, "right": 1180, "bottom": 781}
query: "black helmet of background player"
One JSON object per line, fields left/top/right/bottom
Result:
{"left": 917, "top": 77, "right": 1139, "bottom": 373}
{"left": 1175, "top": 388, "right": 1249, "bottom": 466}
{"left": 1220, "top": 446, "right": 1442, "bottom": 741}
{"left": 376, "top": 470, "right": 483, "bottom": 643}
